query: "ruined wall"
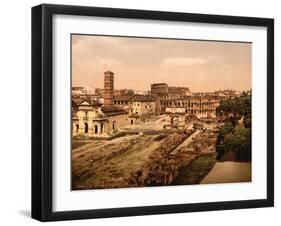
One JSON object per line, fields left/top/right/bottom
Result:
{"left": 129, "top": 131, "right": 193, "bottom": 186}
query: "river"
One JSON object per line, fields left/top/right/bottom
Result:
{"left": 201, "top": 161, "right": 251, "bottom": 184}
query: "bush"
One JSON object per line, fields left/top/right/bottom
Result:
{"left": 217, "top": 124, "right": 251, "bottom": 160}
{"left": 217, "top": 122, "right": 234, "bottom": 144}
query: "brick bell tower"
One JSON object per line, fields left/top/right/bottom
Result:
{"left": 103, "top": 71, "right": 114, "bottom": 106}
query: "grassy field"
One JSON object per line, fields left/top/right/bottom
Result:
{"left": 72, "top": 140, "right": 92, "bottom": 149}
{"left": 172, "top": 153, "right": 217, "bottom": 185}
{"left": 72, "top": 134, "right": 164, "bottom": 190}
{"left": 71, "top": 128, "right": 217, "bottom": 189}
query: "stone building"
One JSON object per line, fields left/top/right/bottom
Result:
{"left": 72, "top": 100, "right": 128, "bottom": 137}
{"left": 72, "top": 71, "right": 130, "bottom": 137}
{"left": 213, "top": 89, "right": 242, "bottom": 99}
{"left": 151, "top": 83, "right": 192, "bottom": 112}
{"left": 160, "top": 96, "right": 220, "bottom": 118}
{"left": 114, "top": 89, "right": 134, "bottom": 97}
{"left": 131, "top": 95, "right": 156, "bottom": 116}
{"left": 151, "top": 83, "right": 191, "bottom": 98}
{"left": 151, "top": 83, "right": 169, "bottom": 95}
{"left": 113, "top": 95, "right": 134, "bottom": 111}
{"left": 104, "top": 71, "right": 114, "bottom": 106}
{"left": 151, "top": 83, "right": 219, "bottom": 118}
{"left": 113, "top": 95, "right": 156, "bottom": 116}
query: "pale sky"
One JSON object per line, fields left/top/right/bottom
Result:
{"left": 72, "top": 34, "right": 251, "bottom": 92}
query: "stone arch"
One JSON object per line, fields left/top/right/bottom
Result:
{"left": 94, "top": 124, "right": 98, "bottom": 134}
{"left": 84, "top": 122, "right": 88, "bottom": 133}
{"left": 101, "top": 123, "right": 104, "bottom": 134}
{"left": 170, "top": 115, "right": 179, "bottom": 127}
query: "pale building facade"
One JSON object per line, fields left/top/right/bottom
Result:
{"left": 113, "top": 95, "right": 156, "bottom": 116}
{"left": 72, "top": 100, "right": 129, "bottom": 137}
{"left": 72, "top": 71, "right": 130, "bottom": 138}
{"left": 131, "top": 100, "right": 156, "bottom": 116}
{"left": 161, "top": 97, "right": 220, "bottom": 118}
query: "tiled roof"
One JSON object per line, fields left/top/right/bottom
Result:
{"left": 132, "top": 95, "right": 155, "bottom": 102}
{"left": 104, "top": 70, "right": 114, "bottom": 74}
{"left": 113, "top": 95, "right": 134, "bottom": 102}
{"left": 114, "top": 95, "right": 155, "bottom": 103}
{"left": 101, "top": 106, "right": 128, "bottom": 116}
{"left": 78, "top": 99, "right": 102, "bottom": 107}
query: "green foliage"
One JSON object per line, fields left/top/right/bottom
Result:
{"left": 216, "top": 95, "right": 252, "bottom": 161}
{"left": 217, "top": 95, "right": 251, "bottom": 117}
{"left": 224, "top": 124, "right": 251, "bottom": 154}
{"left": 217, "top": 122, "right": 234, "bottom": 144}
{"left": 243, "top": 115, "right": 252, "bottom": 128}
{"left": 172, "top": 154, "right": 217, "bottom": 185}
{"left": 217, "top": 124, "right": 251, "bottom": 160}
{"left": 220, "top": 122, "right": 234, "bottom": 135}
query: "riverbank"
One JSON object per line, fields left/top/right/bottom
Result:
{"left": 171, "top": 155, "right": 251, "bottom": 185}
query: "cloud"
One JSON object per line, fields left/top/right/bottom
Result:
{"left": 161, "top": 57, "right": 210, "bottom": 67}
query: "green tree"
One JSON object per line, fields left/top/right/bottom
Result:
{"left": 217, "top": 121, "right": 234, "bottom": 144}
{"left": 223, "top": 124, "right": 251, "bottom": 158}
{"left": 243, "top": 115, "right": 252, "bottom": 128}
{"left": 216, "top": 95, "right": 252, "bottom": 160}
{"left": 216, "top": 95, "right": 251, "bottom": 118}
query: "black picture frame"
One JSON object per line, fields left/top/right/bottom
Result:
{"left": 32, "top": 3, "right": 274, "bottom": 222}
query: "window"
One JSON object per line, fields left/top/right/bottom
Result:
{"left": 101, "top": 124, "right": 103, "bottom": 133}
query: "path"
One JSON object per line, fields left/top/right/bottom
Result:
{"left": 172, "top": 130, "right": 201, "bottom": 154}
{"left": 201, "top": 162, "right": 251, "bottom": 184}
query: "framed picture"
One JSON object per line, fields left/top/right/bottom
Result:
{"left": 32, "top": 4, "right": 274, "bottom": 221}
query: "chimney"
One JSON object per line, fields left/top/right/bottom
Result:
{"left": 103, "top": 71, "right": 114, "bottom": 106}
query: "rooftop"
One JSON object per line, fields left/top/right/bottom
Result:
{"left": 151, "top": 83, "right": 168, "bottom": 86}
{"left": 132, "top": 95, "right": 155, "bottom": 102}
{"left": 104, "top": 70, "right": 114, "bottom": 74}
{"left": 114, "top": 95, "right": 134, "bottom": 102}
{"left": 78, "top": 99, "right": 102, "bottom": 107}
{"left": 114, "top": 94, "right": 155, "bottom": 103}
{"left": 101, "top": 106, "right": 128, "bottom": 116}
